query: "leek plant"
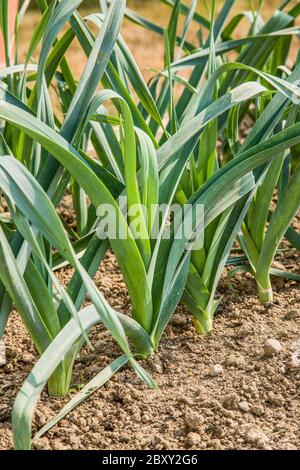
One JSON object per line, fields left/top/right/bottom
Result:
{"left": 126, "top": 0, "right": 300, "bottom": 331}
{"left": 0, "top": 0, "right": 129, "bottom": 398}
{"left": 0, "top": 0, "right": 299, "bottom": 450}
{"left": 239, "top": 108, "right": 300, "bottom": 304}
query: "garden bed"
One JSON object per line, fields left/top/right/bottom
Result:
{"left": 1, "top": 0, "right": 300, "bottom": 453}
{"left": 1, "top": 249, "right": 300, "bottom": 451}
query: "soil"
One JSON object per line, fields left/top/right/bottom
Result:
{"left": 1, "top": 0, "right": 300, "bottom": 453}
{"left": 1, "top": 247, "right": 300, "bottom": 451}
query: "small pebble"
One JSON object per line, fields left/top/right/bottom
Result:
{"left": 291, "top": 341, "right": 300, "bottom": 368}
{"left": 244, "top": 428, "right": 269, "bottom": 449}
{"left": 0, "top": 341, "right": 6, "bottom": 366}
{"left": 186, "top": 432, "right": 201, "bottom": 447}
{"left": 291, "top": 351, "right": 300, "bottom": 368}
{"left": 185, "top": 411, "right": 203, "bottom": 431}
{"left": 142, "top": 414, "right": 151, "bottom": 424}
{"left": 20, "top": 353, "right": 34, "bottom": 364}
{"left": 225, "top": 355, "right": 246, "bottom": 369}
{"left": 208, "top": 364, "right": 223, "bottom": 377}
{"left": 239, "top": 401, "right": 250, "bottom": 412}
{"left": 263, "top": 338, "right": 282, "bottom": 357}
{"left": 222, "top": 393, "right": 239, "bottom": 410}
{"left": 267, "top": 391, "right": 285, "bottom": 407}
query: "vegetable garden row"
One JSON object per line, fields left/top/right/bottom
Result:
{"left": 0, "top": 0, "right": 299, "bottom": 450}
